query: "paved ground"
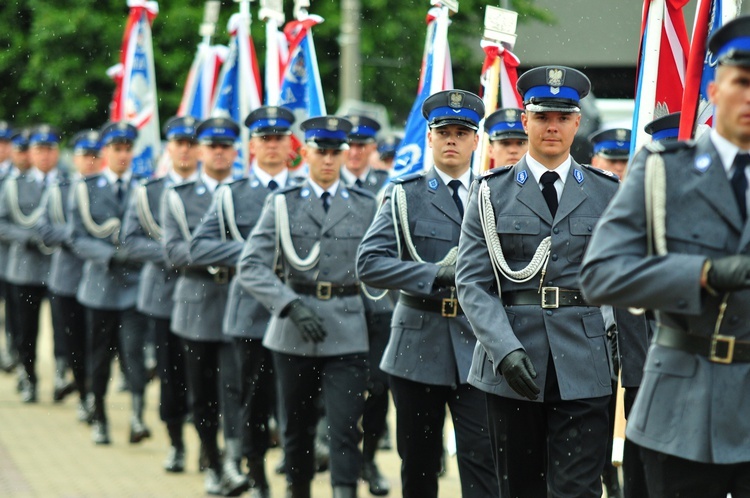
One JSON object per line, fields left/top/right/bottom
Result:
{"left": 0, "top": 303, "right": 467, "bottom": 497}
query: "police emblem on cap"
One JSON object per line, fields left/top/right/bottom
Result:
{"left": 326, "top": 118, "right": 339, "bottom": 131}
{"left": 616, "top": 129, "right": 628, "bottom": 141}
{"left": 38, "top": 124, "right": 51, "bottom": 134}
{"left": 267, "top": 107, "right": 278, "bottom": 118}
{"left": 87, "top": 131, "right": 98, "bottom": 141}
{"left": 185, "top": 117, "right": 196, "bottom": 126}
{"left": 505, "top": 109, "right": 517, "bottom": 121}
{"left": 547, "top": 68, "right": 565, "bottom": 87}
{"left": 349, "top": 115, "right": 359, "bottom": 126}
{"left": 449, "top": 92, "right": 464, "bottom": 109}
{"left": 117, "top": 122, "right": 129, "bottom": 131}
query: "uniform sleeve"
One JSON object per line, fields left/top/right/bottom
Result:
{"left": 0, "top": 181, "right": 36, "bottom": 244}
{"left": 67, "top": 181, "right": 116, "bottom": 264}
{"left": 189, "top": 189, "right": 243, "bottom": 267}
{"left": 159, "top": 188, "right": 193, "bottom": 268}
{"left": 121, "top": 188, "right": 164, "bottom": 264}
{"left": 36, "top": 193, "right": 68, "bottom": 247}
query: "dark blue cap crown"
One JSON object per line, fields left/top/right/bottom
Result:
{"left": 347, "top": 115, "right": 381, "bottom": 143}
{"left": 484, "top": 108, "right": 527, "bottom": 141}
{"left": 71, "top": 130, "right": 101, "bottom": 154}
{"left": 11, "top": 129, "right": 31, "bottom": 150}
{"left": 422, "top": 90, "right": 484, "bottom": 131}
{"left": 588, "top": 128, "right": 631, "bottom": 159}
{"left": 377, "top": 135, "right": 401, "bottom": 157}
{"left": 244, "top": 106, "right": 295, "bottom": 137}
{"left": 196, "top": 117, "right": 240, "bottom": 144}
{"left": 708, "top": 16, "right": 750, "bottom": 67}
{"left": 517, "top": 66, "right": 590, "bottom": 113}
{"left": 30, "top": 124, "right": 61, "bottom": 146}
{"left": 644, "top": 112, "right": 681, "bottom": 142}
{"left": 100, "top": 122, "right": 138, "bottom": 146}
{"left": 300, "top": 116, "right": 353, "bottom": 150}
{"left": 164, "top": 116, "right": 198, "bottom": 142}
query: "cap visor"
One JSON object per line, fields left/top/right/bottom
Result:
{"left": 430, "top": 119, "right": 478, "bottom": 131}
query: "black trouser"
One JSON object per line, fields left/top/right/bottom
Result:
{"left": 274, "top": 352, "right": 367, "bottom": 487}
{"left": 640, "top": 447, "right": 750, "bottom": 497}
{"left": 219, "top": 341, "right": 242, "bottom": 442}
{"left": 3, "top": 281, "right": 19, "bottom": 359}
{"left": 362, "top": 312, "right": 391, "bottom": 460}
{"left": 234, "top": 338, "right": 274, "bottom": 460}
{"left": 12, "top": 284, "right": 46, "bottom": 385}
{"left": 389, "top": 375, "right": 497, "bottom": 498}
{"left": 49, "top": 293, "right": 87, "bottom": 400}
{"left": 623, "top": 387, "right": 648, "bottom": 498}
{"left": 485, "top": 358, "right": 610, "bottom": 498}
{"left": 152, "top": 317, "right": 188, "bottom": 424}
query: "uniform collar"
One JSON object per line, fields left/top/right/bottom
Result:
{"left": 525, "top": 153, "right": 571, "bottom": 185}
{"left": 168, "top": 169, "right": 198, "bottom": 185}
{"left": 710, "top": 128, "right": 750, "bottom": 177}
{"left": 200, "top": 171, "right": 232, "bottom": 193}
{"left": 308, "top": 178, "right": 340, "bottom": 199}
{"left": 253, "top": 166, "right": 289, "bottom": 188}
{"left": 104, "top": 168, "right": 132, "bottom": 185}
{"left": 433, "top": 166, "right": 471, "bottom": 190}
{"left": 340, "top": 166, "right": 371, "bottom": 186}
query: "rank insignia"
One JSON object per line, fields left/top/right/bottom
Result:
{"left": 428, "top": 178, "right": 439, "bottom": 190}
{"left": 97, "top": 177, "right": 108, "bottom": 188}
{"left": 574, "top": 169, "right": 584, "bottom": 184}
{"left": 695, "top": 154, "right": 712, "bottom": 172}
{"left": 517, "top": 170, "right": 528, "bottom": 185}
{"left": 300, "top": 188, "right": 311, "bottom": 198}
{"left": 341, "top": 189, "right": 350, "bottom": 199}
{"left": 196, "top": 185, "right": 207, "bottom": 196}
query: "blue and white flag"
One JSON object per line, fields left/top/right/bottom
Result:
{"left": 279, "top": 15, "right": 327, "bottom": 118}
{"left": 178, "top": 43, "right": 228, "bottom": 120}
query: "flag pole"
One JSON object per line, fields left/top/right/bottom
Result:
{"left": 260, "top": 0, "right": 285, "bottom": 106}
{"left": 200, "top": 1, "right": 221, "bottom": 45}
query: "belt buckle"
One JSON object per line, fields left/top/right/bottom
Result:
{"left": 709, "top": 334, "right": 735, "bottom": 364}
{"left": 441, "top": 298, "right": 458, "bottom": 318}
{"left": 316, "top": 281, "right": 333, "bottom": 300}
{"left": 208, "top": 266, "right": 229, "bottom": 284}
{"left": 541, "top": 287, "right": 560, "bottom": 309}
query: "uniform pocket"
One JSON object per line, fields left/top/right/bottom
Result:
{"left": 567, "top": 216, "right": 598, "bottom": 263}
{"left": 581, "top": 310, "right": 611, "bottom": 387}
{"left": 496, "top": 216, "right": 541, "bottom": 261}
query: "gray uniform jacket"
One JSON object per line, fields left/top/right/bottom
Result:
{"left": 121, "top": 177, "right": 177, "bottom": 319}
{"left": 580, "top": 134, "right": 750, "bottom": 464}
{"left": 0, "top": 171, "right": 51, "bottom": 286}
{"left": 0, "top": 171, "right": 13, "bottom": 280}
{"left": 455, "top": 158, "right": 619, "bottom": 401}
{"left": 161, "top": 179, "right": 228, "bottom": 342}
{"left": 190, "top": 174, "right": 299, "bottom": 339}
{"left": 356, "top": 167, "right": 477, "bottom": 387}
{"left": 68, "top": 173, "right": 141, "bottom": 311}
{"left": 38, "top": 179, "right": 82, "bottom": 297}
{"left": 237, "top": 180, "right": 377, "bottom": 357}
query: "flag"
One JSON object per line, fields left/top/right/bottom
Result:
{"left": 263, "top": 19, "right": 289, "bottom": 106}
{"left": 115, "top": 0, "right": 161, "bottom": 178}
{"left": 392, "top": 8, "right": 453, "bottom": 178}
{"left": 678, "top": 0, "right": 741, "bottom": 139}
{"left": 211, "top": 12, "right": 263, "bottom": 178}
{"left": 177, "top": 43, "right": 228, "bottom": 119}
{"left": 479, "top": 42, "right": 523, "bottom": 110}
{"left": 279, "top": 15, "right": 327, "bottom": 118}
{"left": 631, "top": 0, "right": 690, "bottom": 154}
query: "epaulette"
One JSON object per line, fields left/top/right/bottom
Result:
{"left": 83, "top": 173, "right": 104, "bottom": 184}
{"left": 227, "top": 177, "right": 249, "bottom": 188}
{"left": 645, "top": 139, "right": 695, "bottom": 154}
{"left": 142, "top": 176, "right": 165, "bottom": 188}
{"left": 392, "top": 171, "right": 425, "bottom": 184}
{"left": 277, "top": 183, "right": 303, "bottom": 195}
{"left": 581, "top": 164, "right": 620, "bottom": 183}
{"left": 172, "top": 179, "right": 198, "bottom": 191}
{"left": 479, "top": 165, "right": 513, "bottom": 181}
{"left": 347, "top": 186, "right": 376, "bottom": 198}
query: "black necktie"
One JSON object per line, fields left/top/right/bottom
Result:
{"left": 268, "top": 179, "right": 279, "bottom": 191}
{"left": 321, "top": 191, "right": 331, "bottom": 212}
{"left": 355, "top": 178, "right": 364, "bottom": 188}
{"left": 448, "top": 179, "right": 464, "bottom": 219}
{"left": 540, "top": 171, "right": 559, "bottom": 217}
{"left": 731, "top": 153, "right": 750, "bottom": 222}
{"left": 115, "top": 178, "right": 124, "bottom": 202}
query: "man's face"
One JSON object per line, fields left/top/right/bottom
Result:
{"left": 591, "top": 155, "right": 629, "bottom": 179}
{"left": 249, "top": 134, "right": 291, "bottom": 173}
{"left": 30, "top": 144, "right": 59, "bottom": 174}
{"left": 200, "top": 142, "right": 236, "bottom": 179}
{"left": 427, "top": 124, "right": 478, "bottom": 173}
{"left": 522, "top": 111, "right": 580, "bottom": 166}
{"left": 103, "top": 142, "right": 133, "bottom": 176}
{"left": 0, "top": 140, "right": 11, "bottom": 163}
{"left": 345, "top": 142, "right": 377, "bottom": 175}
{"left": 74, "top": 153, "right": 102, "bottom": 177}
{"left": 302, "top": 145, "right": 346, "bottom": 188}
{"left": 709, "top": 65, "right": 750, "bottom": 149}
{"left": 489, "top": 138, "right": 528, "bottom": 167}
{"left": 11, "top": 149, "right": 30, "bottom": 170}
{"left": 167, "top": 139, "right": 199, "bottom": 177}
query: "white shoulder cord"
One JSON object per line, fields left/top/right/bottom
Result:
{"left": 75, "top": 180, "right": 121, "bottom": 244}
{"left": 167, "top": 189, "right": 193, "bottom": 242}
{"left": 135, "top": 184, "right": 162, "bottom": 241}
{"left": 218, "top": 185, "right": 244, "bottom": 242}
{"left": 274, "top": 192, "right": 320, "bottom": 271}
{"left": 478, "top": 180, "right": 551, "bottom": 294}
{"left": 6, "top": 177, "right": 46, "bottom": 228}
{"left": 360, "top": 193, "right": 392, "bottom": 301}
{"left": 47, "top": 184, "right": 66, "bottom": 226}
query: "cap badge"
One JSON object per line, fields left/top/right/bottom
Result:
{"left": 185, "top": 117, "right": 196, "bottom": 126}
{"left": 267, "top": 107, "right": 278, "bottom": 118}
{"left": 616, "top": 129, "right": 628, "bottom": 141}
{"left": 117, "top": 122, "right": 129, "bottom": 131}
{"left": 449, "top": 92, "right": 464, "bottom": 109}
{"left": 268, "top": 119, "right": 277, "bottom": 126}
{"left": 349, "top": 116, "right": 359, "bottom": 126}
{"left": 87, "top": 131, "right": 98, "bottom": 141}
{"left": 547, "top": 68, "right": 564, "bottom": 87}
{"left": 326, "top": 118, "right": 339, "bottom": 131}
{"left": 505, "top": 109, "right": 517, "bottom": 121}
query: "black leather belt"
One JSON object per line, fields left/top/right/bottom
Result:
{"left": 399, "top": 292, "right": 463, "bottom": 318}
{"left": 501, "top": 288, "right": 588, "bottom": 308}
{"left": 655, "top": 325, "right": 750, "bottom": 364}
{"left": 288, "top": 281, "right": 360, "bottom": 300}
{"left": 181, "top": 266, "right": 235, "bottom": 284}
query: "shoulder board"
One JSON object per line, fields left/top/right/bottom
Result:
{"left": 645, "top": 139, "right": 695, "bottom": 154}
{"left": 581, "top": 164, "right": 620, "bottom": 183}
{"left": 83, "top": 173, "right": 104, "bottom": 184}
{"left": 277, "top": 183, "right": 303, "bottom": 195}
{"left": 143, "top": 177, "right": 165, "bottom": 188}
{"left": 172, "top": 180, "right": 198, "bottom": 191}
{"left": 347, "top": 186, "right": 376, "bottom": 198}
{"left": 392, "top": 172, "right": 425, "bottom": 184}
{"left": 228, "top": 177, "right": 249, "bottom": 189}
{"left": 479, "top": 165, "right": 513, "bottom": 181}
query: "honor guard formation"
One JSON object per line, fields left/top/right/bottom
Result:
{"left": 4, "top": 14, "right": 750, "bottom": 498}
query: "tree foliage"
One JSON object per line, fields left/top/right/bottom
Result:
{"left": 0, "top": 0, "right": 547, "bottom": 141}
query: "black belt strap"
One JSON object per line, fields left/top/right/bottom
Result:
{"left": 181, "top": 266, "right": 234, "bottom": 284}
{"left": 288, "top": 281, "right": 360, "bottom": 300}
{"left": 501, "top": 288, "right": 588, "bottom": 308}
{"left": 654, "top": 325, "right": 750, "bottom": 364}
{"left": 399, "top": 292, "right": 463, "bottom": 317}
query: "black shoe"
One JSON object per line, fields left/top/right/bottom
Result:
{"left": 129, "top": 417, "right": 151, "bottom": 444}
{"left": 164, "top": 446, "right": 186, "bottom": 473}
{"left": 20, "top": 381, "right": 36, "bottom": 403}
{"left": 221, "top": 460, "right": 250, "bottom": 496}
{"left": 249, "top": 486, "right": 271, "bottom": 498}
{"left": 314, "top": 441, "right": 329, "bottom": 473}
{"left": 199, "top": 443, "right": 211, "bottom": 472}
{"left": 362, "top": 460, "right": 390, "bottom": 496}
{"left": 92, "top": 421, "right": 111, "bottom": 445}
{"left": 53, "top": 381, "right": 76, "bottom": 403}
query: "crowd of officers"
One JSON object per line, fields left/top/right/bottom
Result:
{"left": 2, "top": 16, "right": 750, "bottom": 498}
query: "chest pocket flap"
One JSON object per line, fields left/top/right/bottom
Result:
{"left": 569, "top": 216, "right": 599, "bottom": 236}
{"left": 666, "top": 223, "right": 727, "bottom": 250}
{"left": 496, "top": 215, "right": 540, "bottom": 235}
{"left": 413, "top": 219, "right": 453, "bottom": 241}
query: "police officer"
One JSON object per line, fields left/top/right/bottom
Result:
{"left": 238, "top": 116, "right": 376, "bottom": 498}
{"left": 340, "top": 114, "right": 392, "bottom": 496}
{"left": 161, "top": 117, "right": 249, "bottom": 496}
{"left": 589, "top": 127, "right": 631, "bottom": 179}
{"left": 121, "top": 116, "right": 199, "bottom": 472}
{"left": 357, "top": 90, "right": 498, "bottom": 498}
{"left": 189, "top": 106, "right": 300, "bottom": 498}
{"left": 454, "top": 67, "right": 619, "bottom": 498}
{"left": 644, "top": 112, "right": 681, "bottom": 142}
{"left": 0, "top": 122, "right": 17, "bottom": 373}
{"left": 374, "top": 135, "right": 399, "bottom": 172}
{"left": 0, "top": 125, "right": 60, "bottom": 403}
{"left": 38, "top": 130, "right": 101, "bottom": 420}
{"left": 68, "top": 122, "right": 150, "bottom": 445}
{"left": 580, "top": 16, "right": 750, "bottom": 497}
{"left": 485, "top": 107, "right": 529, "bottom": 167}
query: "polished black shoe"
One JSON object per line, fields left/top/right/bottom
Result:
{"left": 53, "top": 381, "right": 76, "bottom": 402}
{"left": 129, "top": 417, "right": 151, "bottom": 444}
{"left": 362, "top": 460, "right": 390, "bottom": 496}
{"left": 164, "top": 446, "right": 186, "bottom": 473}
{"left": 92, "top": 421, "right": 111, "bottom": 445}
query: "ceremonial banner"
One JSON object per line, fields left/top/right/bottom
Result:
{"left": 393, "top": 7, "right": 454, "bottom": 177}
{"left": 115, "top": 0, "right": 161, "bottom": 178}
{"left": 211, "top": 12, "right": 263, "bottom": 177}
{"left": 631, "top": 0, "right": 689, "bottom": 154}
{"left": 177, "top": 43, "right": 227, "bottom": 119}
{"left": 678, "top": 0, "right": 741, "bottom": 139}
{"left": 279, "top": 15, "right": 327, "bottom": 117}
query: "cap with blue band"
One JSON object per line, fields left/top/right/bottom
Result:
{"left": 164, "top": 116, "right": 198, "bottom": 142}
{"left": 72, "top": 130, "right": 101, "bottom": 155}
{"left": 588, "top": 128, "right": 631, "bottom": 159}
{"left": 11, "top": 130, "right": 30, "bottom": 150}
{"left": 300, "top": 116, "right": 353, "bottom": 150}
{"left": 0, "top": 121, "right": 13, "bottom": 141}
{"left": 709, "top": 17, "right": 750, "bottom": 67}
{"left": 100, "top": 122, "right": 138, "bottom": 145}
{"left": 30, "top": 125, "right": 61, "bottom": 146}
{"left": 484, "top": 108, "right": 527, "bottom": 141}
{"left": 244, "top": 106, "right": 295, "bottom": 137}
{"left": 422, "top": 90, "right": 485, "bottom": 131}
{"left": 347, "top": 115, "right": 381, "bottom": 144}
{"left": 196, "top": 117, "right": 240, "bottom": 144}
{"left": 517, "top": 66, "right": 590, "bottom": 113}
{"left": 644, "top": 112, "right": 681, "bottom": 143}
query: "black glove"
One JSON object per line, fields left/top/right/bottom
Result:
{"left": 434, "top": 265, "right": 456, "bottom": 288}
{"left": 706, "top": 255, "right": 750, "bottom": 292}
{"left": 111, "top": 248, "right": 130, "bottom": 265}
{"left": 499, "top": 349, "right": 540, "bottom": 401}
{"left": 285, "top": 299, "right": 327, "bottom": 343}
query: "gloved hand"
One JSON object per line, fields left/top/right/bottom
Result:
{"left": 499, "top": 349, "right": 540, "bottom": 401}
{"left": 285, "top": 299, "right": 327, "bottom": 343}
{"left": 706, "top": 255, "right": 750, "bottom": 292}
{"left": 434, "top": 265, "right": 456, "bottom": 288}
{"left": 111, "top": 248, "right": 130, "bottom": 265}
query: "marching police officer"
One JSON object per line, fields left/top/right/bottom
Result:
{"left": 357, "top": 90, "right": 498, "bottom": 498}
{"left": 238, "top": 116, "right": 377, "bottom": 498}
{"left": 0, "top": 123, "right": 18, "bottom": 373}
{"left": 485, "top": 107, "right": 529, "bottom": 167}
{"left": 589, "top": 127, "right": 631, "bottom": 179}
{"left": 581, "top": 16, "right": 750, "bottom": 497}
{"left": 68, "top": 122, "right": 150, "bottom": 445}
{"left": 455, "top": 67, "right": 619, "bottom": 498}
{"left": 121, "top": 116, "right": 199, "bottom": 472}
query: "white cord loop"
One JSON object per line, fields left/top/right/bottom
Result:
{"left": 135, "top": 184, "right": 162, "bottom": 241}
{"left": 274, "top": 193, "right": 320, "bottom": 272}
{"left": 75, "top": 180, "right": 121, "bottom": 245}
